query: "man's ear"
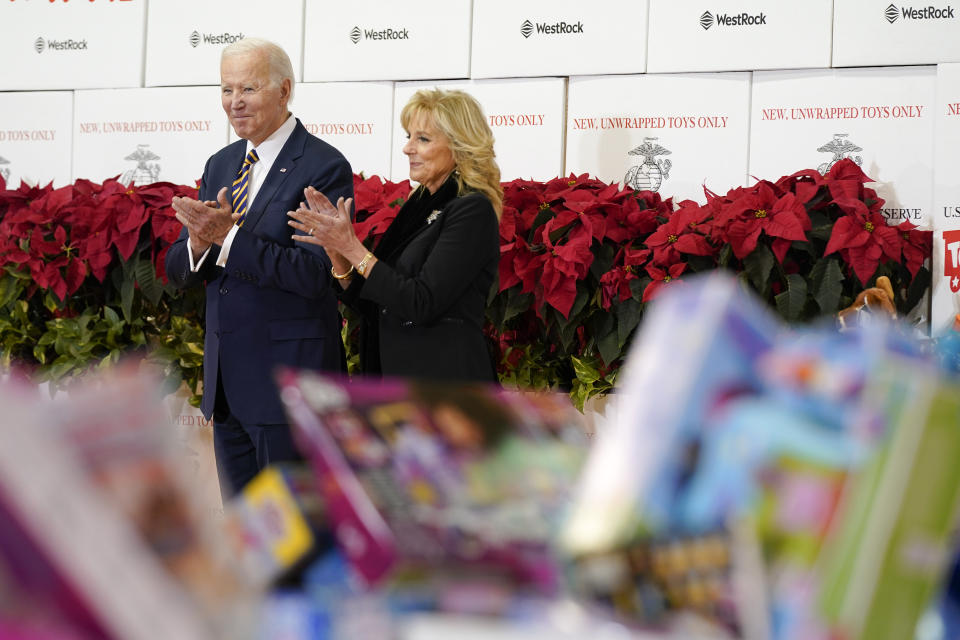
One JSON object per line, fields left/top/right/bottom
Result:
{"left": 280, "top": 78, "right": 292, "bottom": 105}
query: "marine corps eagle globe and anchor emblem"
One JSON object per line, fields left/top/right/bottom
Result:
{"left": 120, "top": 144, "right": 161, "bottom": 186}
{"left": 624, "top": 137, "right": 672, "bottom": 192}
{"left": 816, "top": 133, "right": 863, "bottom": 175}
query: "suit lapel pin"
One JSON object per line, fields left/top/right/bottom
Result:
{"left": 279, "top": 168, "right": 287, "bottom": 173}
{"left": 426, "top": 210, "right": 441, "bottom": 225}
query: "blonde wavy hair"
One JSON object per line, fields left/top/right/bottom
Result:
{"left": 400, "top": 89, "right": 503, "bottom": 219}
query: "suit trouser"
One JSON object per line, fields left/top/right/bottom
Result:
{"left": 212, "top": 374, "right": 302, "bottom": 500}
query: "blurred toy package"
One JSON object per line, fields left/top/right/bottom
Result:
{"left": 222, "top": 464, "right": 330, "bottom": 587}
{"left": 277, "top": 370, "right": 589, "bottom": 592}
{"left": 0, "top": 373, "right": 219, "bottom": 640}
{"left": 41, "top": 365, "right": 256, "bottom": 623}
{"left": 816, "top": 362, "right": 960, "bottom": 640}
{"left": 559, "top": 273, "right": 960, "bottom": 639}
{"left": 562, "top": 273, "right": 780, "bottom": 554}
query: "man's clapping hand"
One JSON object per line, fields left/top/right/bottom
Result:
{"left": 171, "top": 186, "right": 238, "bottom": 255}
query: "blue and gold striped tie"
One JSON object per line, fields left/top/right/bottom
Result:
{"left": 232, "top": 148, "right": 259, "bottom": 227}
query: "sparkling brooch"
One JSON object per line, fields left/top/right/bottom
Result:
{"left": 426, "top": 210, "right": 442, "bottom": 225}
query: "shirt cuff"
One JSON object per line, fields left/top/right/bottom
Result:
{"left": 189, "top": 241, "right": 212, "bottom": 272}
{"left": 215, "top": 226, "right": 240, "bottom": 268}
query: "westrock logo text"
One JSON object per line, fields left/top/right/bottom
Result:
{"left": 349, "top": 26, "right": 410, "bottom": 43}
{"left": 190, "top": 31, "right": 245, "bottom": 47}
{"left": 884, "top": 3, "right": 955, "bottom": 22}
{"left": 34, "top": 37, "right": 88, "bottom": 53}
{"left": 699, "top": 11, "right": 767, "bottom": 30}
{"left": 520, "top": 19, "right": 584, "bottom": 38}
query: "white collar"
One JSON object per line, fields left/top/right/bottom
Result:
{"left": 246, "top": 114, "right": 296, "bottom": 167}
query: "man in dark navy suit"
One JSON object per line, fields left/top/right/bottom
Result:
{"left": 166, "top": 37, "right": 352, "bottom": 498}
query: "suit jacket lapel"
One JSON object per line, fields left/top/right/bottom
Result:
{"left": 239, "top": 120, "right": 306, "bottom": 231}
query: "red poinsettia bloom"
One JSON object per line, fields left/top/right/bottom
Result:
{"left": 498, "top": 204, "right": 520, "bottom": 245}
{"left": 642, "top": 261, "right": 687, "bottom": 303}
{"left": 603, "top": 192, "right": 661, "bottom": 244}
{"left": 599, "top": 266, "right": 636, "bottom": 310}
{"left": 500, "top": 233, "right": 540, "bottom": 293}
{"left": 535, "top": 210, "right": 595, "bottom": 317}
{"left": 148, "top": 183, "right": 198, "bottom": 283}
{"left": 773, "top": 168, "right": 824, "bottom": 208}
{"left": 713, "top": 182, "right": 809, "bottom": 262}
{"left": 624, "top": 246, "right": 651, "bottom": 268}
{"left": 110, "top": 197, "right": 150, "bottom": 260}
{"left": 560, "top": 188, "right": 610, "bottom": 242}
{"left": 599, "top": 247, "right": 650, "bottom": 310}
{"left": 645, "top": 200, "right": 715, "bottom": 265}
{"left": 350, "top": 176, "right": 410, "bottom": 248}
{"left": 33, "top": 256, "right": 71, "bottom": 301}
{"left": 501, "top": 179, "right": 548, "bottom": 240}
{"left": 896, "top": 220, "right": 932, "bottom": 277}
{"left": 634, "top": 190, "right": 674, "bottom": 216}
{"left": 353, "top": 206, "right": 400, "bottom": 247}
{"left": 821, "top": 158, "right": 876, "bottom": 204}
{"left": 542, "top": 173, "right": 606, "bottom": 202}
{"left": 353, "top": 174, "right": 408, "bottom": 212}
{"left": 824, "top": 196, "right": 903, "bottom": 285}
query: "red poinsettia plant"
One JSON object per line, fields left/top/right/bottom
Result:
{"left": 0, "top": 162, "right": 933, "bottom": 409}
{"left": 350, "top": 161, "right": 931, "bottom": 407}
{"left": 0, "top": 174, "right": 205, "bottom": 396}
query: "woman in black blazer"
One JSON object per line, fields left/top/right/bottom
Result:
{"left": 288, "top": 89, "right": 502, "bottom": 383}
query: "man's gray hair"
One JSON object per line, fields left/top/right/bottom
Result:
{"left": 221, "top": 37, "right": 296, "bottom": 103}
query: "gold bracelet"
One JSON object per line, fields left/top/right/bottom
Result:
{"left": 356, "top": 251, "right": 375, "bottom": 277}
{"left": 331, "top": 264, "right": 354, "bottom": 280}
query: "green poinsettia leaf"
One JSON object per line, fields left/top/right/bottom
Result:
{"left": 43, "top": 291, "right": 60, "bottom": 312}
{"left": 570, "top": 380, "right": 590, "bottom": 412}
{"left": 775, "top": 273, "right": 807, "bottom": 322}
{"left": 807, "top": 211, "right": 834, "bottom": 243}
{"left": 586, "top": 310, "right": 614, "bottom": 356}
{"left": 2, "top": 265, "right": 32, "bottom": 281}
{"left": 568, "top": 287, "right": 590, "bottom": 320}
{"left": 505, "top": 290, "right": 533, "bottom": 323}
{"left": 571, "top": 356, "right": 600, "bottom": 383}
{"left": 790, "top": 240, "right": 816, "bottom": 260}
{"left": 119, "top": 264, "right": 135, "bottom": 322}
{"left": 905, "top": 265, "right": 931, "bottom": 315}
{"left": 718, "top": 244, "right": 733, "bottom": 268}
{"left": 589, "top": 243, "right": 617, "bottom": 279}
{"left": 485, "top": 295, "right": 506, "bottom": 329}
{"left": 529, "top": 207, "right": 554, "bottom": 240}
{"left": 743, "top": 242, "right": 775, "bottom": 295}
{"left": 684, "top": 254, "right": 717, "bottom": 273}
{"left": 0, "top": 274, "right": 25, "bottom": 309}
{"left": 135, "top": 257, "right": 163, "bottom": 307}
{"left": 616, "top": 297, "right": 643, "bottom": 349}
{"left": 809, "top": 257, "right": 845, "bottom": 314}
{"left": 629, "top": 276, "right": 649, "bottom": 300}
{"left": 555, "top": 306, "right": 580, "bottom": 352}
{"left": 103, "top": 305, "right": 121, "bottom": 327}
{"left": 598, "top": 328, "right": 620, "bottom": 367}
{"left": 181, "top": 341, "right": 204, "bottom": 356}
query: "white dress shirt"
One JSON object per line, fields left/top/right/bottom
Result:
{"left": 189, "top": 114, "right": 298, "bottom": 271}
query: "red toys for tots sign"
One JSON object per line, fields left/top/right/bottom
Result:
{"left": 945, "top": 230, "right": 960, "bottom": 293}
